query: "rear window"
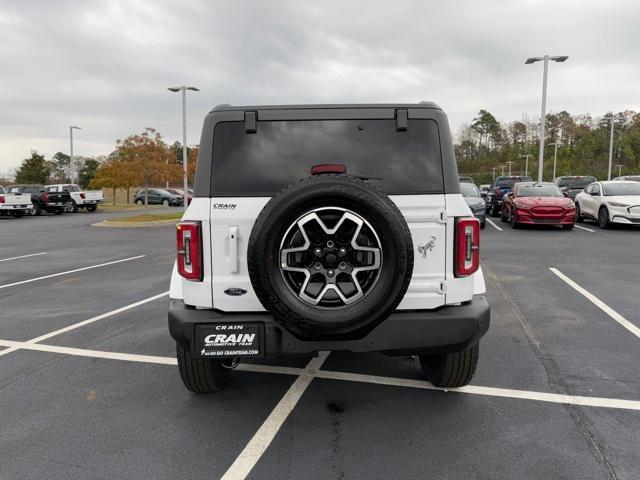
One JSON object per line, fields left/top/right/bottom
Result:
{"left": 496, "top": 177, "right": 530, "bottom": 187}
{"left": 557, "top": 177, "right": 596, "bottom": 188}
{"left": 210, "top": 119, "right": 443, "bottom": 196}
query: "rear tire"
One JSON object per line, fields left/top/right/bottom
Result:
{"left": 480, "top": 220, "right": 486, "bottom": 229}
{"left": 563, "top": 224, "right": 574, "bottom": 230}
{"left": 419, "top": 343, "right": 479, "bottom": 388}
{"left": 28, "top": 204, "right": 41, "bottom": 216}
{"left": 162, "top": 199, "right": 170, "bottom": 207}
{"left": 86, "top": 205, "right": 97, "bottom": 212}
{"left": 574, "top": 203, "right": 584, "bottom": 223}
{"left": 136, "top": 199, "right": 144, "bottom": 206}
{"left": 176, "top": 344, "right": 230, "bottom": 393}
{"left": 500, "top": 208, "right": 507, "bottom": 222}
{"left": 13, "top": 211, "right": 24, "bottom": 218}
{"left": 490, "top": 204, "right": 499, "bottom": 217}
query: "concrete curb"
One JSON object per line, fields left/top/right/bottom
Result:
{"left": 91, "top": 219, "right": 179, "bottom": 228}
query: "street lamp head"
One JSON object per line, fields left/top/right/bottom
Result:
{"left": 168, "top": 86, "right": 200, "bottom": 92}
{"left": 551, "top": 56, "right": 569, "bottom": 62}
{"left": 525, "top": 57, "right": 542, "bottom": 64}
{"left": 70, "top": 125, "right": 81, "bottom": 130}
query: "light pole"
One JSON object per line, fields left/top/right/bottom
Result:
{"left": 615, "top": 164, "right": 624, "bottom": 178}
{"left": 520, "top": 154, "right": 532, "bottom": 177}
{"left": 168, "top": 86, "right": 199, "bottom": 210}
{"left": 69, "top": 126, "right": 81, "bottom": 182}
{"left": 608, "top": 118, "right": 615, "bottom": 180}
{"left": 525, "top": 55, "right": 569, "bottom": 182}
{"left": 506, "top": 161, "right": 515, "bottom": 176}
{"left": 548, "top": 140, "right": 560, "bottom": 181}
{"left": 491, "top": 167, "right": 497, "bottom": 181}
{"left": 500, "top": 165, "right": 506, "bottom": 176}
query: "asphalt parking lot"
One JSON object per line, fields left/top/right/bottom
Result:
{"left": 1, "top": 210, "right": 639, "bottom": 480}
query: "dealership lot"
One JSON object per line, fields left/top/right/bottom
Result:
{"left": 0, "top": 211, "right": 638, "bottom": 480}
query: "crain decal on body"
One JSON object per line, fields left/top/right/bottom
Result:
{"left": 212, "top": 203, "right": 236, "bottom": 210}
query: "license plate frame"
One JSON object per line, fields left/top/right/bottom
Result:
{"left": 195, "top": 323, "right": 263, "bottom": 358}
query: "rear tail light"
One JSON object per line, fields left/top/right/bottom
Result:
{"left": 176, "top": 221, "right": 202, "bottom": 281}
{"left": 455, "top": 217, "right": 480, "bottom": 277}
{"left": 80, "top": 193, "right": 86, "bottom": 199}
{"left": 311, "top": 164, "right": 347, "bottom": 175}
{"left": 0, "top": 195, "right": 4, "bottom": 203}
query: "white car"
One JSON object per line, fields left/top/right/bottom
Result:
{"left": 575, "top": 181, "right": 640, "bottom": 228}
{"left": 45, "top": 184, "right": 104, "bottom": 212}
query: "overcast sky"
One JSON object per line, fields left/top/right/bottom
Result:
{"left": 1, "top": 0, "right": 638, "bottom": 174}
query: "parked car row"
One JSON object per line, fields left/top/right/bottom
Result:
{"left": 0, "top": 183, "right": 103, "bottom": 218}
{"left": 459, "top": 173, "right": 640, "bottom": 231}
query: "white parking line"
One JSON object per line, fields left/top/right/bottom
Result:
{"left": 2, "top": 339, "right": 639, "bottom": 413}
{"left": 221, "top": 352, "right": 330, "bottom": 480}
{"left": 550, "top": 267, "right": 640, "bottom": 339}
{"left": 485, "top": 218, "right": 503, "bottom": 231}
{"left": 574, "top": 225, "right": 595, "bottom": 232}
{"left": 314, "top": 370, "right": 640, "bottom": 411}
{"left": 0, "top": 255, "right": 146, "bottom": 290}
{"left": 0, "top": 291, "right": 169, "bottom": 358}
{"left": 0, "top": 252, "right": 47, "bottom": 263}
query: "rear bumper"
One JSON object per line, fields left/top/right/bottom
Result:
{"left": 168, "top": 296, "right": 490, "bottom": 358}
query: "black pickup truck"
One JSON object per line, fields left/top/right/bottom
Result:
{"left": 7, "top": 184, "right": 72, "bottom": 216}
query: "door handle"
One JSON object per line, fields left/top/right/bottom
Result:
{"left": 228, "top": 226, "right": 239, "bottom": 273}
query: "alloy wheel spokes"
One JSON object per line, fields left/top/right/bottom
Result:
{"left": 279, "top": 208, "right": 382, "bottom": 308}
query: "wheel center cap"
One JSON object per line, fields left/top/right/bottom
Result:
{"left": 324, "top": 253, "right": 338, "bottom": 268}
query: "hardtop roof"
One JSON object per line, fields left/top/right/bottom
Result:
{"left": 209, "top": 102, "right": 441, "bottom": 114}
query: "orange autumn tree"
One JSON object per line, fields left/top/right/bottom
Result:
{"left": 116, "top": 128, "right": 181, "bottom": 206}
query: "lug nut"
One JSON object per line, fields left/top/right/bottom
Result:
{"left": 338, "top": 247, "right": 347, "bottom": 256}
{"left": 314, "top": 247, "right": 322, "bottom": 256}
{"left": 327, "top": 240, "right": 334, "bottom": 248}
{"left": 314, "top": 262, "right": 322, "bottom": 270}
{"left": 339, "top": 262, "right": 347, "bottom": 269}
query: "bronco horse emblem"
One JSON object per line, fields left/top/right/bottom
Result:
{"left": 417, "top": 236, "right": 437, "bottom": 258}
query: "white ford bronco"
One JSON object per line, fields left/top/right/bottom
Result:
{"left": 169, "top": 103, "right": 490, "bottom": 393}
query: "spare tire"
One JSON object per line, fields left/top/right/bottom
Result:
{"left": 247, "top": 174, "right": 413, "bottom": 340}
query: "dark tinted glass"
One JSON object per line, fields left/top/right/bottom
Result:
{"left": 559, "top": 177, "right": 596, "bottom": 188}
{"left": 495, "top": 177, "right": 517, "bottom": 187}
{"left": 210, "top": 119, "right": 443, "bottom": 195}
{"left": 517, "top": 184, "right": 563, "bottom": 197}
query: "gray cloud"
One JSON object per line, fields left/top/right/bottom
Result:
{"left": 1, "top": 0, "right": 639, "bottom": 173}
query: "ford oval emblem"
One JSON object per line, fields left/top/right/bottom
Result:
{"left": 224, "top": 288, "right": 247, "bottom": 296}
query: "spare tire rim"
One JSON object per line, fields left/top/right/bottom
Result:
{"left": 279, "top": 207, "right": 382, "bottom": 309}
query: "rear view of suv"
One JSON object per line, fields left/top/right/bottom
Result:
{"left": 168, "top": 104, "right": 490, "bottom": 393}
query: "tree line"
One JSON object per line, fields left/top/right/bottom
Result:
{"left": 455, "top": 109, "right": 640, "bottom": 185}
{"left": 7, "top": 128, "right": 198, "bottom": 195}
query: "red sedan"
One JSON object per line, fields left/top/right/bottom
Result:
{"left": 501, "top": 182, "right": 575, "bottom": 230}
